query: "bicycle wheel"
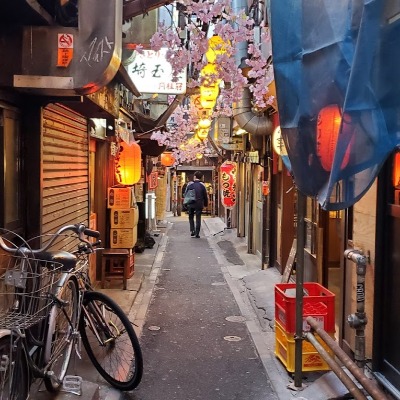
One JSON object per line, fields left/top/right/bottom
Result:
{"left": 0, "top": 335, "right": 30, "bottom": 400}
{"left": 43, "top": 276, "right": 79, "bottom": 392}
{"left": 79, "top": 291, "right": 143, "bottom": 391}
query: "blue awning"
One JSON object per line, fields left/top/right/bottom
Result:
{"left": 269, "top": 0, "right": 400, "bottom": 210}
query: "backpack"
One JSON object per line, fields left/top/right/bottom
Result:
{"left": 183, "top": 185, "right": 196, "bottom": 205}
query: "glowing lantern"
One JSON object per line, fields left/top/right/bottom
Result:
{"left": 206, "top": 36, "right": 229, "bottom": 63}
{"left": 197, "top": 128, "right": 209, "bottom": 140}
{"left": 316, "top": 104, "right": 351, "bottom": 172}
{"left": 115, "top": 141, "right": 141, "bottom": 185}
{"left": 198, "top": 119, "right": 212, "bottom": 129}
{"left": 196, "top": 153, "right": 203, "bottom": 160}
{"left": 200, "top": 98, "right": 217, "bottom": 109}
{"left": 200, "top": 84, "right": 219, "bottom": 109}
{"left": 200, "top": 84, "right": 219, "bottom": 101}
{"left": 272, "top": 126, "right": 287, "bottom": 156}
{"left": 161, "top": 152, "right": 175, "bottom": 167}
{"left": 201, "top": 64, "right": 221, "bottom": 86}
{"left": 393, "top": 152, "right": 400, "bottom": 188}
{"left": 220, "top": 161, "right": 237, "bottom": 209}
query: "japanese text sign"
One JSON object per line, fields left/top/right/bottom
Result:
{"left": 220, "top": 161, "right": 237, "bottom": 209}
{"left": 127, "top": 48, "right": 187, "bottom": 94}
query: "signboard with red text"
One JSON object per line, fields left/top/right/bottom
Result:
{"left": 220, "top": 161, "right": 237, "bottom": 209}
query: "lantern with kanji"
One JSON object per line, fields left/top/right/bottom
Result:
{"left": 220, "top": 161, "right": 237, "bottom": 209}
{"left": 115, "top": 141, "right": 141, "bottom": 185}
{"left": 161, "top": 151, "right": 175, "bottom": 167}
{"left": 316, "top": 104, "right": 352, "bottom": 172}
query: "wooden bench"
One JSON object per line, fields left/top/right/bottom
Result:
{"left": 101, "top": 249, "right": 134, "bottom": 290}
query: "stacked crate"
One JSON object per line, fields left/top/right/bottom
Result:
{"left": 107, "top": 187, "right": 138, "bottom": 278}
{"left": 274, "top": 282, "right": 336, "bottom": 372}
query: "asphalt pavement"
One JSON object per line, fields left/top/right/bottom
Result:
{"left": 33, "top": 214, "right": 367, "bottom": 400}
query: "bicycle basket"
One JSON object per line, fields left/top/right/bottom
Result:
{"left": 0, "top": 254, "right": 63, "bottom": 329}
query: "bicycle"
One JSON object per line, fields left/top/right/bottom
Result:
{"left": 0, "top": 223, "right": 143, "bottom": 399}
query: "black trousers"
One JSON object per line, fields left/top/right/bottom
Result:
{"left": 188, "top": 207, "right": 202, "bottom": 235}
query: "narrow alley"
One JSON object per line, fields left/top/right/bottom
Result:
{"left": 124, "top": 216, "right": 278, "bottom": 400}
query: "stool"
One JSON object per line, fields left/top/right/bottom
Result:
{"left": 101, "top": 249, "right": 134, "bottom": 290}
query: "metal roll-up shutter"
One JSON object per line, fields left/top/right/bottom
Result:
{"left": 42, "top": 103, "right": 89, "bottom": 247}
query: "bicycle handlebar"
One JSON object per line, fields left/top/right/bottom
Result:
{"left": 0, "top": 223, "right": 101, "bottom": 255}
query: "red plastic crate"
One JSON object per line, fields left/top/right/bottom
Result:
{"left": 275, "top": 282, "right": 335, "bottom": 334}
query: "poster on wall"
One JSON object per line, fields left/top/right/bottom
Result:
{"left": 220, "top": 161, "right": 237, "bottom": 209}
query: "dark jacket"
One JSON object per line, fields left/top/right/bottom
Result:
{"left": 185, "top": 180, "right": 208, "bottom": 209}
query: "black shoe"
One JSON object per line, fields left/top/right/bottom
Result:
{"left": 195, "top": 235, "right": 200, "bottom": 238}
{"left": 191, "top": 231, "right": 195, "bottom": 236}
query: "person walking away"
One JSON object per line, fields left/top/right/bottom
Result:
{"left": 184, "top": 171, "right": 208, "bottom": 238}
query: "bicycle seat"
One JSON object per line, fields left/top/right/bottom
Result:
{"left": 36, "top": 251, "right": 77, "bottom": 271}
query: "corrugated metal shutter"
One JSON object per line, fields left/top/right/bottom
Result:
{"left": 42, "top": 103, "right": 89, "bottom": 248}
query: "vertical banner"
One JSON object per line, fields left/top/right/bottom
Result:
{"left": 220, "top": 161, "right": 237, "bottom": 209}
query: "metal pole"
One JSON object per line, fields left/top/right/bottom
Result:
{"left": 306, "top": 317, "right": 388, "bottom": 400}
{"left": 305, "top": 332, "right": 368, "bottom": 400}
{"left": 294, "top": 190, "right": 306, "bottom": 387}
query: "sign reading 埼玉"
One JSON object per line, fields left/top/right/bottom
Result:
{"left": 127, "top": 48, "right": 187, "bottom": 94}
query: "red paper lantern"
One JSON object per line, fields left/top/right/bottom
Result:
{"left": 316, "top": 104, "right": 351, "bottom": 171}
{"left": 161, "top": 152, "right": 175, "bottom": 167}
{"left": 115, "top": 141, "right": 141, "bottom": 185}
{"left": 220, "top": 161, "right": 237, "bottom": 209}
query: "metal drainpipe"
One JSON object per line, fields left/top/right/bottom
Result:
{"left": 306, "top": 317, "right": 389, "bottom": 399}
{"left": 344, "top": 249, "right": 368, "bottom": 368}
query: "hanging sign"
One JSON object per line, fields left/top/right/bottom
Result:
{"left": 57, "top": 33, "right": 74, "bottom": 67}
{"left": 148, "top": 171, "right": 158, "bottom": 190}
{"left": 127, "top": 48, "right": 187, "bottom": 94}
{"left": 220, "top": 161, "right": 237, "bottom": 209}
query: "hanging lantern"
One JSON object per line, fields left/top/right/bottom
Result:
{"left": 196, "top": 153, "right": 203, "bottom": 160}
{"left": 200, "top": 98, "right": 217, "bottom": 109}
{"left": 201, "top": 63, "right": 221, "bottom": 86}
{"left": 316, "top": 104, "right": 351, "bottom": 172}
{"left": 220, "top": 161, "right": 237, "bottom": 209}
{"left": 198, "top": 118, "right": 212, "bottom": 129}
{"left": 393, "top": 152, "right": 400, "bottom": 188}
{"left": 197, "top": 128, "right": 209, "bottom": 140}
{"left": 272, "top": 126, "right": 287, "bottom": 156}
{"left": 160, "top": 151, "right": 175, "bottom": 167}
{"left": 115, "top": 141, "right": 141, "bottom": 185}
{"left": 200, "top": 84, "right": 219, "bottom": 102}
{"left": 205, "top": 35, "right": 230, "bottom": 63}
